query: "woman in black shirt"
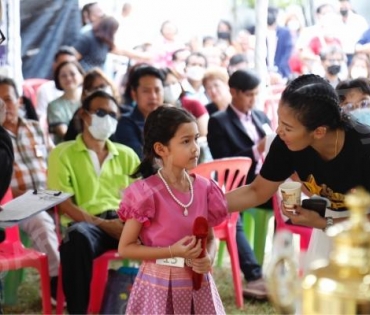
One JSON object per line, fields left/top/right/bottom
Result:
{"left": 226, "top": 74, "right": 370, "bottom": 266}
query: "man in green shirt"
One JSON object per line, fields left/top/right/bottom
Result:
{"left": 48, "top": 90, "right": 140, "bottom": 314}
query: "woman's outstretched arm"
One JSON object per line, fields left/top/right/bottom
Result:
{"left": 226, "top": 175, "right": 282, "bottom": 212}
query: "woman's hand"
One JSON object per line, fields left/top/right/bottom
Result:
{"left": 281, "top": 203, "right": 326, "bottom": 229}
{"left": 191, "top": 251, "right": 213, "bottom": 274}
{"left": 171, "top": 236, "right": 202, "bottom": 259}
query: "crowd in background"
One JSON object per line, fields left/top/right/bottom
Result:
{"left": 4, "top": 0, "right": 370, "bottom": 312}
{"left": 23, "top": 0, "right": 370, "bottom": 140}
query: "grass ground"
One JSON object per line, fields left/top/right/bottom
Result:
{"left": 2, "top": 266, "right": 277, "bottom": 314}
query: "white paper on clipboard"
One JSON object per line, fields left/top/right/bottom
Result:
{"left": 0, "top": 190, "right": 73, "bottom": 227}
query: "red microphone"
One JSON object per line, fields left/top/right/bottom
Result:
{"left": 192, "top": 216, "right": 208, "bottom": 290}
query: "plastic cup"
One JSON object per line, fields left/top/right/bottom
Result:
{"left": 279, "top": 182, "right": 302, "bottom": 210}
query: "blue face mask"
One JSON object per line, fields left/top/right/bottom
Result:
{"left": 350, "top": 108, "right": 370, "bottom": 126}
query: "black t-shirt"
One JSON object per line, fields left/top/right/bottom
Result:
{"left": 261, "top": 120, "right": 370, "bottom": 210}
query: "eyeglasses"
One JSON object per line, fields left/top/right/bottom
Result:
{"left": 0, "top": 30, "right": 6, "bottom": 45}
{"left": 90, "top": 108, "right": 118, "bottom": 119}
{"left": 342, "top": 99, "right": 370, "bottom": 112}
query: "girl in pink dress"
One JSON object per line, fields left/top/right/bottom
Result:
{"left": 118, "top": 106, "right": 228, "bottom": 314}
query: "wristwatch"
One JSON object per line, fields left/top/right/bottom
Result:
{"left": 322, "top": 216, "right": 334, "bottom": 233}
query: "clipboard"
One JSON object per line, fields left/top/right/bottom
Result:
{"left": 0, "top": 189, "right": 73, "bottom": 227}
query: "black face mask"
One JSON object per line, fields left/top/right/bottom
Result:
{"left": 340, "top": 9, "right": 349, "bottom": 17}
{"left": 217, "top": 31, "right": 231, "bottom": 40}
{"left": 327, "top": 64, "right": 341, "bottom": 75}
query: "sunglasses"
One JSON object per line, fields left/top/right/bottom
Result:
{"left": 90, "top": 108, "right": 118, "bottom": 119}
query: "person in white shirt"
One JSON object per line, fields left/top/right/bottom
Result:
{"left": 182, "top": 52, "right": 209, "bottom": 105}
{"left": 337, "top": 0, "right": 368, "bottom": 65}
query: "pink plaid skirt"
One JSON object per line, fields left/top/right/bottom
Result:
{"left": 125, "top": 261, "right": 225, "bottom": 314}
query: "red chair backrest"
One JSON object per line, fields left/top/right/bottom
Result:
{"left": 192, "top": 157, "right": 253, "bottom": 193}
{"left": 0, "top": 188, "right": 13, "bottom": 205}
{"left": 192, "top": 157, "right": 253, "bottom": 225}
{"left": 0, "top": 188, "right": 21, "bottom": 242}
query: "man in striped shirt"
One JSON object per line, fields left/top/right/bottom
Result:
{"left": 0, "top": 76, "right": 60, "bottom": 304}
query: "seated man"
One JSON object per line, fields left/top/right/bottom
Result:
{"left": 0, "top": 77, "right": 60, "bottom": 303}
{"left": 114, "top": 65, "right": 164, "bottom": 159}
{"left": 47, "top": 90, "right": 140, "bottom": 314}
{"left": 208, "top": 69, "right": 271, "bottom": 299}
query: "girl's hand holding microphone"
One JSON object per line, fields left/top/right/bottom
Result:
{"left": 169, "top": 235, "right": 202, "bottom": 260}
{"left": 191, "top": 252, "right": 213, "bottom": 274}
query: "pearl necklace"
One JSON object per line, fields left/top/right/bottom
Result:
{"left": 157, "top": 168, "right": 193, "bottom": 216}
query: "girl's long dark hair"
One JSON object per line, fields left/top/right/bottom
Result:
{"left": 132, "top": 106, "right": 196, "bottom": 178}
{"left": 281, "top": 74, "right": 345, "bottom": 131}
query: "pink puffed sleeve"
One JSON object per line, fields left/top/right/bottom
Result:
{"left": 117, "top": 179, "right": 155, "bottom": 227}
{"left": 207, "top": 179, "right": 228, "bottom": 227}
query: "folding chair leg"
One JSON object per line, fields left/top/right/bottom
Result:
{"left": 38, "top": 257, "right": 52, "bottom": 315}
{"left": 3, "top": 270, "right": 23, "bottom": 305}
{"left": 242, "top": 212, "right": 255, "bottom": 247}
{"left": 216, "top": 241, "right": 226, "bottom": 267}
{"left": 88, "top": 258, "right": 110, "bottom": 313}
{"left": 226, "top": 237, "right": 244, "bottom": 309}
{"left": 56, "top": 265, "right": 65, "bottom": 315}
{"left": 251, "top": 209, "right": 273, "bottom": 265}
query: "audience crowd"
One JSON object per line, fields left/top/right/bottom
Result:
{"left": 3, "top": 0, "right": 370, "bottom": 313}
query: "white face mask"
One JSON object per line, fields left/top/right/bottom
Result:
{"left": 186, "top": 66, "right": 205, "bottom": 81}
{"left": 163, "top": 83, "right": 182, "bottom": 104}
{"left": 88, "top": 114, "right": 118, "bottom": 141}
{"left": 350, "top": 67, "right": 368, "bottom": 79}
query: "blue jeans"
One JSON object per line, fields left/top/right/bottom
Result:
{"left": 236, "top": 215, "right": 262, "bottom": 282}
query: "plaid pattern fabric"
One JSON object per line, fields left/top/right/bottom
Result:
{"left": 7, "top": 118, "right": 48, "bottom": 191}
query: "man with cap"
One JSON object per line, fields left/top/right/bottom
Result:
{"left": 207, "top": 69, "right": 271, "bottom": 299}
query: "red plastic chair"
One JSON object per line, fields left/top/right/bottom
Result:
{"left": 0, "top": 188, "right": 52, "bottom": 315}
{"left": 22, "top": 78, "right": 50, "bottom": 108}
{"left": 191, "top": 157, "right": 253, "bottom": 309}
{"left": 272, "top": 194, "right": 312, "bottom": 251}
{"left": 55, "top": 213, "right": 124, "bottom": 314}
